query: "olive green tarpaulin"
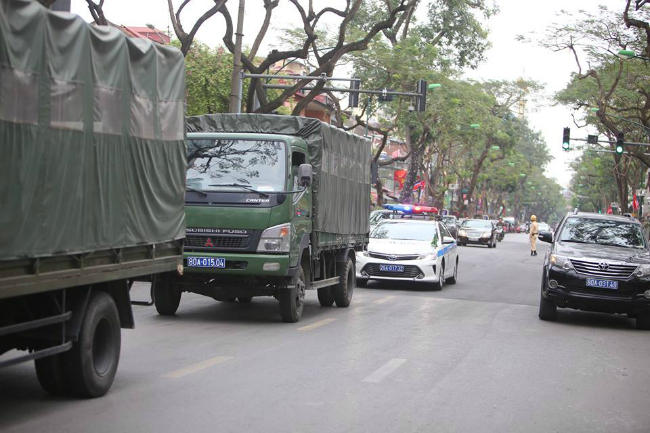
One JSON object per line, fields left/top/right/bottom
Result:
{"left": 186, "top": 114, "right": 371, "bottom": 237}
{"left": 0, "top": 0, "right": 187, "bottom": 261}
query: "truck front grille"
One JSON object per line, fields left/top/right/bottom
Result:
{"left": 185, "top": 235, "right": 250, "bottom": 249}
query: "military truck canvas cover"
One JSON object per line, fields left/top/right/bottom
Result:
{"left": 0, "top": 0, "right": 186, "bottom": 260}
{"left": 186, "top": 114, "right": 371, "bottom": 237}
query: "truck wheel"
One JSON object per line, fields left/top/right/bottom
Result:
{"left": 35, "top": 353, "right": 68, "bottom": 395}
{"left": 636, "top": 313, "right": 650, "bottom": 330}
{"left": 279, "top": 266, "right": 305, "bottom": 322}
{"left": 333, "top": 258, "right": 354, "bottom": 308}
{"left": 317, "top": 288, "right": 335, "bottom": 307}
{"left": 67, "top": 291, "right": 121, "bottom": 398}
{"left": 153, "top": 273, "right": 181, "bottom": 316}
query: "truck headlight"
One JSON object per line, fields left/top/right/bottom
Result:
{"left": 633, "top": 264, "right": 650, "bottom": 278}
{"left": 257, "top": 223, "right": 291, "bottom": 253}
{"left": 550, "top": 254, "right": 573, "bottom": 271}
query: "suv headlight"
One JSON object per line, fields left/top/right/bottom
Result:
{"left": 550, "top": 254, "right": 573, "bottom": 271}
{"left": 257, "top": 223, "right": 291, "bottom": 253}
{"left": 633, "top": 264, "right": 650, "bottom": 278}
{"left": 417, "top": 252, "right": 436, "bottom": 260}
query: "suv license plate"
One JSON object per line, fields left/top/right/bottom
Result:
{"left": 586, "top": 279, "right": 618, "bottom": 290}
{"left": 187, "top": 257, "right": 226, "bottom": 268}
{"left": 379, "top": 264, "right": 405, "bottom": 272}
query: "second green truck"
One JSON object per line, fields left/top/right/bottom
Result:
{"left": 153, "top": 114, "right": 371, "bottom": 322}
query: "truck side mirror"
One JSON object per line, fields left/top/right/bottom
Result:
{"left": 298, "top": 164, "right": 313, "bottom": 187}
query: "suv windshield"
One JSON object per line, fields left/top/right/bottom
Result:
{"left": 460, "top": 220, "right": 492, "bottom": 229}
{"left": 371, "top": 222, "right": 438, "bottom": 242}
{"left": 186, "top": 139, "right": 286, "bottom": 192}
{"left": 559, "top": 217, "right": 646, "bottom": 249}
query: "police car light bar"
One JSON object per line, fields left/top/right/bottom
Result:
{"left": 383, "top": 204, "right": 439, "bottom": 214}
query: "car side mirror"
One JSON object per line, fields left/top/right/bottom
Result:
{"left": 538, "top": 231, "right": 553, "bottom": 243}
{"left": 298, "top": 163, "right": 313, "bottom": 187}
{"left": 442, "top": 236, "right": 455, "bottom": 244}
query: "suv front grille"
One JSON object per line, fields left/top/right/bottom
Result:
{"left": 362, "top": 264, "right": 422, "bottom": 278}
{"left": 368, "top": 252, "right": 419, "bottom": 261}
{"left": 570, "top": 259, "right": 637, "bottom": 279}
{"left": 186, "top": 235, "right": 250, "bottom": 249}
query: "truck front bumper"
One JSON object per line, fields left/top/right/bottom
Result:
{"left": 183, "top": 252, "right": 292, "bottom": 277}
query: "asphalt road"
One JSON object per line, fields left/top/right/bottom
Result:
{"left": 1, "top": 234, "right": 649, "bottom": 433}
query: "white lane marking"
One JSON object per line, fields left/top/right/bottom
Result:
{"left": 362, "top": 358, "right": 407, "bottom": 383}
{"left": 163, "top": 356, "right": 233, "bottom": 379}
{"left": 374, "top": 295, "right": 396, "bottom": 304}
{"left": 297, "top": 318, "right": 336, "bottom": 331}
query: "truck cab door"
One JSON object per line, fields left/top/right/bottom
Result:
{"left": 290, "top": 150, "right": 312, "bottom": 267}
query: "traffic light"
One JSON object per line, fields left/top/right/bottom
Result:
{"left": 416, "top": 79, "right": 427, "bottom": 112}
{"left": 562, "top": 127, "right": 570, "bottom": 151}
{"left": 348, "top": 79, "right": 360, "bottom": 108}
{"left": 616, "top": 132, "right": 624, "bottom": 154}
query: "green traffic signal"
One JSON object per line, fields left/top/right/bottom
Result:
{"left": 616, "top": 145, "right": 624, "bottom": 154}
{"left": 616, "top": 132, "right": 624, "bottom": 154}
{"left": 562, "top": 127, "right": 570, "bottom": 151}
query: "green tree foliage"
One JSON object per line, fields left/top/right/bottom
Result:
{"left": 178, "top": 42, "right": 233, "bottom": 116}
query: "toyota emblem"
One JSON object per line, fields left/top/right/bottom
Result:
{"left": 389, "top": 254, "right": 397, "bottom": 261}
{"left": 598, "top": 262, "right": 609, "bottom": 271}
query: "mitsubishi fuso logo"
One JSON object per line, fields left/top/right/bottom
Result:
{"left": 598, "top": 262, "right": 610, "bottom": 271}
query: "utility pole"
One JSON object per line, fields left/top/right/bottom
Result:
{"left": 228, "top": 0, "right": 245, "bottom": 113}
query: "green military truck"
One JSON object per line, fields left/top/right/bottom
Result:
{"left": 152, "top": 114, "right": 371, "bottom": 322}
{"left": 0, "top": 0, "right": 186, "bottom": 397}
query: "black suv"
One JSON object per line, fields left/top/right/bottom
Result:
{"left": 538, "top": 212, "right": 650, "bottom": 330}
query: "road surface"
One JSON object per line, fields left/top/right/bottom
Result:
{"left": 1, "top": 234, "right": 649, "bottom": 432}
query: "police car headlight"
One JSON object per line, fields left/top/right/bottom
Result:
{"left": 417, "top": 252, "right": 436, "bottom": 260}
{"left": 257, "top": 223, "right": 291, "bottom": 253}
{"left": 633, "top": 264, "right": 650, "bottom": 278}
{"left": 550, "top": 254, "right": 573, "bottom": 271}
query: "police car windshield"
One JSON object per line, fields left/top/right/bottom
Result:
{"left": 559, "top": 218, "right": 646, "bottom": 249}
{"left": 371, "top": 221, "right": 438, "bottom": 241}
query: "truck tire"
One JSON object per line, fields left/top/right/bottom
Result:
{"left": 317, "top": 287, "right": 335, "bottom": 307}
{"left": 35, "top": 353, "right": 68, "bottom": 395}
{"left": 279, "top": 265, "right": 305, "bottom": 323}
{"left": 153, "top": 273, "right": 181, "bottom": 316}
{"left": 67, "top": 291, "right": 121, "bottom": 398}
{"left": 333, "top": 258, "right": 354, "bottom": 308}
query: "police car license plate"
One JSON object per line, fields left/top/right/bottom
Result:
{"left": 586, "top": 279, "right": 618, "bottom": 290}
{"left": 187, "top": 257, "right": 226, "bottom": 268}
{"left": 380, "top": 264, "right": 405, "bottom": 272}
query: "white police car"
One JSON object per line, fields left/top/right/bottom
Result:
{"left": 356, "top": 217, "right": 458, "bottom": 290}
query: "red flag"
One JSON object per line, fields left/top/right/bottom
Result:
{"left": 633, "top": 193, "right": 639, "bottom": 210}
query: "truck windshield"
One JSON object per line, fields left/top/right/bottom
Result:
{"left": 186, "top": 139, "right": 286, "bottom": 193}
